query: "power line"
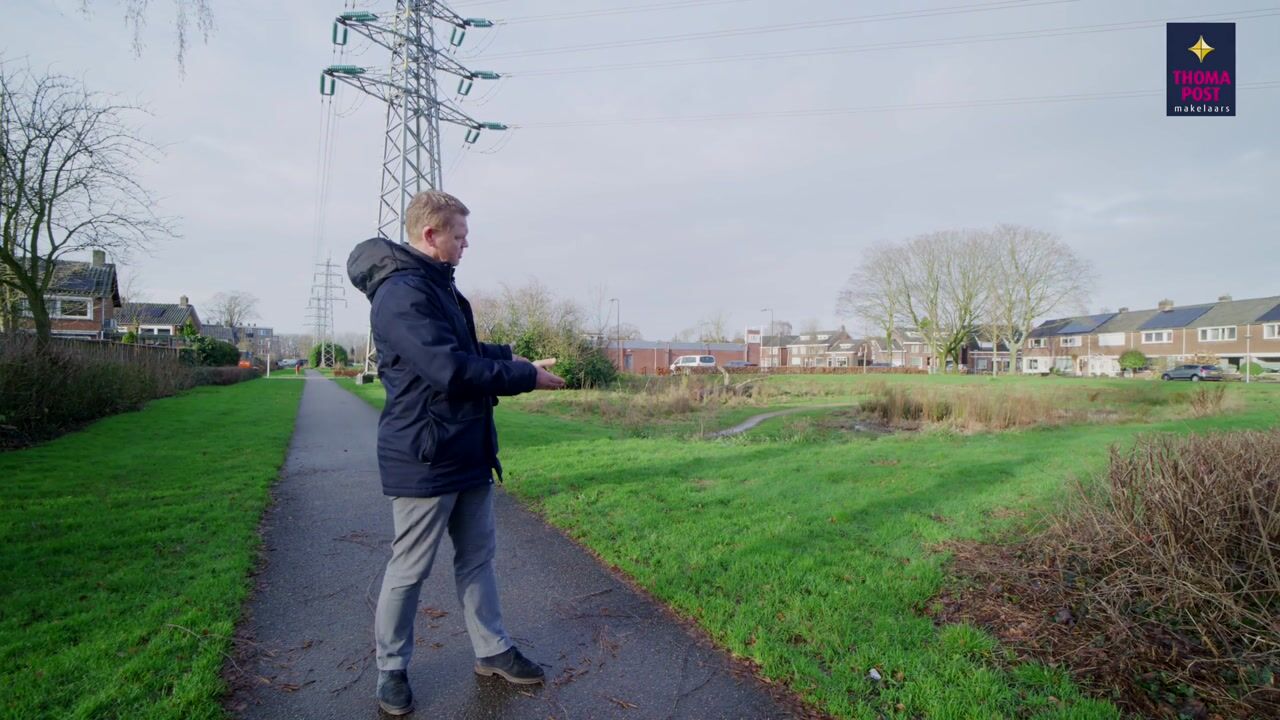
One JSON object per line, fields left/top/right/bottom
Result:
{"left": 496, "top": 0, "right": 761, "bottom": 25}
{"left": 484, "top": 0, "right": 1078, "bottom": 60}
{"left": 510, "top": 7, "right": 1280, "bottom": 77}
{"left": 516, "top": 81, "right": 1280, "bottom": 129}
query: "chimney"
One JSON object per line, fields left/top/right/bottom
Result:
{"left": 1118, "top": 307, "right": 1130, "bottom": 313}
{"left": 179, "top": 295, "right": 189, "bottom": 308}
{"left": 1158, "top": 299, "right": 1175, "bottom": 312}
{"left": 92, "top": 249, "right": 106, "bottom": 267}
{"left": 1218, "top": 294, "right": 1232, "bottom": 302}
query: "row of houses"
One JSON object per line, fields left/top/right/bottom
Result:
{"left": 602, "top": 327, "right": 937, "bottom": 374}
{"left": 22, "top": 252, "right": 275, "bottom": 357}
{"left": 605, "top": 293, "right": 1280, "bottom": 377}
{"left": 1021, "top": 295, "right": 1280, "bottom": 376}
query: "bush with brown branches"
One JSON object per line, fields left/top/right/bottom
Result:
{"left": 937, "top": 430, "right": 1280, "bottom": 718}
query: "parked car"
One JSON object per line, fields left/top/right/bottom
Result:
{"left": 723, "top": 360, "right": 757, "bottom": 369}
{"left": 1161, "top": 364, "right": 1223, "bottom": 382}
{"left": 670, "top": 355, "right": 717, "bottom": 372}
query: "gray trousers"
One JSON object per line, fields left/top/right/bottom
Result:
{"left": 374, "top": 484, "right": 512, "bottom": 670}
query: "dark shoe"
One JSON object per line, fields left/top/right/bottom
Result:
{"left": 376, "top": 669, "right": 414, "bottom": 715}
{"left": 474, "top": 646, "right": 545, "bottom": 685}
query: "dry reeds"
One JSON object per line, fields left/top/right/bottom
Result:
{"left": 860, "top": 382, "right": 1072, "bottom": 432}
{"left": 859, "top": 381, "right": 1229, "bottom": 433}
{"left": 1189, "top": 384, "right": 1229, "bottom": 417}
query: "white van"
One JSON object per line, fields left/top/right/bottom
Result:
{"left": 670, "top": 355, "right": 717, "bottom": 372}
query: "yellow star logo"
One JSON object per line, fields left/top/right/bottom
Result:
{"left": 1188, "top": 35, "right": 1214, "bottom": 63}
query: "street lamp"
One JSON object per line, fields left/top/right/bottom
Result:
{"left": 760, "top": 307, "right": 774, "bottom": 368}
{"left": 1246, "top": 327, "right": 1252, "bottom": 384}
{"left": 609, "top": 298, "right": 621, "bottom": 371}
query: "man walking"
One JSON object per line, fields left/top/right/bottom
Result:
{"left": 348, "top": 191, "right": 565, "bottom": 715}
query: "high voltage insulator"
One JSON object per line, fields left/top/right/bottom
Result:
{"left": 315, "top": 0, "right": 507, "bottom": 377}
{"left": 318, "top": 0, "right": 505, "bottom": 243}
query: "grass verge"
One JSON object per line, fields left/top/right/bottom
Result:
{"left": 0, "top": 379, "right": 303, "bottom": 720}
{"left": 328, "top": 375, "right": 1280, "bottom": 718}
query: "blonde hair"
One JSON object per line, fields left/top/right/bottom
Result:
{"left": 405, "top": 191, "right": 469, "bottom": 245}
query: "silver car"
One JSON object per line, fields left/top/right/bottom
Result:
{"left": 1161, "top": 364, "right": 1223, "bottom": 382}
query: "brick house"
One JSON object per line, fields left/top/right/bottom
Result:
{"left": 759, "top": 335, "right": 795, "bottom": 368}
{"left": 895, "top": 328, "right": 933, "bottom": 370}
{"left": 25, "top": 250, "right": 122, "bottom": 339}
{"left": 786, "top": 329, "right": 851, "bottom": 368}
{"left": 203, "top": 323, "right": 276, "bottom": 358}
{"left": 1021, "top": 295, "right": 1280, "bottom": 376}
{"left": 610, "top": 339, "right": 759, "bottom": 375}
{"left": 116, "top": 296, "right": 202, "bottom": 343}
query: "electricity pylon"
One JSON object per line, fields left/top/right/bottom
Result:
{"left": 320, "top": 2, "right": 505, "bottom": 377}
{"left": 306, "top": 258, "right": 347, "bottom": 368}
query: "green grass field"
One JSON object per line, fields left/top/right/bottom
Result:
{"left": 0, "top": 379, "right": 303, "bottom": 720}
{"left": 331, "top": 375, "right": 1280, "bottom": 719}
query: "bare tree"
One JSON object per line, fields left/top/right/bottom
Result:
{"left": 614, "top": 322, "right": 643, "bottom": 341}
{"left": 698, "top": 310, "right": 729, "bottom": 343}
{"left": 841, "top": 230, "right": 994, "bottom": 373}
{"left": 468, "top": 288, "right": 502, "bottom": 342}
{"left": 119, "top": 271, "right": 149, "bottom": 304}
{"left": 483, "top": 279, "right": 581, "bottom": 348}
{"left": 586, "top": 283, "right": 614, "bottom": 339}
{"left": 206, "top": 291, "right": 258, "bottom": 331}
{"left": 986, "top": 224, "right": 1093, "bottom": 372}
{"left": 887, "top": 234, "right": 948, "bottom": 371}
{"left": 80, "top": 1, "right": 215, "bottom": 70}
{"left": 837, "top": 242, "right": 902, "bottom": 367}
{"left": 936, "top": 229, "right": 992, "bottom": 369}
{"left": 1, "top": 63, "right": 173, "bottom": 342}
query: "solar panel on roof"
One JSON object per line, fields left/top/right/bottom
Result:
{"left": 1257, "top": 303, "right": 1280, "bottom": 323}
{"left": 1138, "top": 305, "right": 1212, "bottom": 330}
{"left": 1058, "top": 313, "right": 1116, "bottom": 335}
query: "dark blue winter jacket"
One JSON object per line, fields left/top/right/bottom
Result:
{"left": 347, "top": 237, "right": 537, "bottom": 498}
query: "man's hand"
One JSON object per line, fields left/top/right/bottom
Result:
{"left": 532, "top": 358, "right": 565, "bottom": 390}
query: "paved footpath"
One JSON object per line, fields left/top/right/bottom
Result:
{"left": 230, "top": 372, "right": 800, "bottom": 720}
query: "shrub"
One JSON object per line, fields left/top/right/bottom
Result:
{"left": 191, "top": 335, "right": 240, "bottom": 366}
{"left": 551, "top": 343, "right": 617, "bottom": 389}
{"left": 0, "top": 335, "right": 194, "bottom": 447}
{"left": 189, "top": 367, "right": 261, "bottom": 386}
{"left": 938, "top": 430, "right": 1280, "bottom": 718}
{"left": 1118, "top": 349, "right": 1147, "bottom": 371}
{"left": 0, "top": 335, "right": 261, "bottom": 448}
{"left": 1236, "top": 361, "right": 1268, "bottom": 378}
{"left": 309, "top": 342, "right": 349, "bottom": 368}
{"left": 1041, "top": 431, "right": 1280, "bottom": 716}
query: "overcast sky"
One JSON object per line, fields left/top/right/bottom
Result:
{"left": 8, "top": 0, "right": 1278, "bottom": 340}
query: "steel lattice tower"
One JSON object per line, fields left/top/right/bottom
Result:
{"left": 320, "top": 2, "right": 504, "bottom": 373}
{"left": 306, "top": 258, "right": 347, "bottom": 368}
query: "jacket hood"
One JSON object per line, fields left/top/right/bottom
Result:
{"left": 347, "top": 236, "right": 453, "bottom": 299}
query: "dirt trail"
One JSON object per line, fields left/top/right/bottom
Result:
{"left": 706, "top": 404, "right": 860, "bottom": 438}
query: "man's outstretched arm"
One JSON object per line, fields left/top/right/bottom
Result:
{"left": 374, "top": 280, "right": 538, "bottom": 398}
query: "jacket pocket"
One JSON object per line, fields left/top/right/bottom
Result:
{"left": 417, "top": 416, "right": 439, "bottom": 463}
{"left": 429, "top": 416, "right": 486, "bottom": 470}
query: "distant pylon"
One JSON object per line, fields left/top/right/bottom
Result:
{"left": 306, "top": 257, "right": 347, "bottom": 367}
